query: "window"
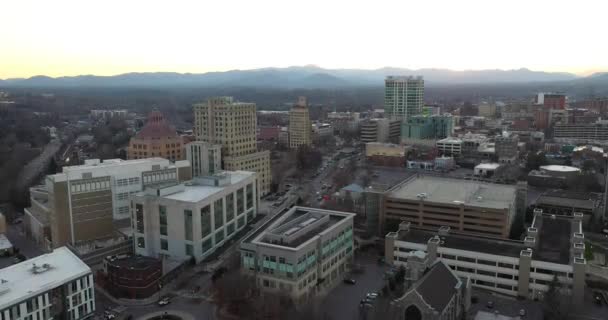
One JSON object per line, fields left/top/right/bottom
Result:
{"left": 246, "top": 183, "right": 254, "bottom": 209}
{"left": 185, "top": 244, "right": 193, "bottom": 256}
{"left": 184, "top": 210, "right": 193, "bottom": 241}
{"left": 161, "top": 239, "right": 168, "bottom": 251}
{"left": 159, "top": 206, "right": 167, "bottom": 236}
{"left": 237, "top": 188, "right": 245, "bottom": 214}
{"left": 135, "top": 204, "right": 144, "bottom": 233}
{"left": 227, "top": 222, "right": 235, "bottom": 235}
{"left": 201, "top": 205, "right": 211, "bottom": 237}
{"left": 117, "top": 192, "right": 129, "bottom": 201}
{"left": 202, "top": 237, "right": 213, "bottom": 253}
{"left": 215, "top": 229, "right": 224, "bottom": 244}
{"left": 226, "top": 193, "right": 235, "bottom": 221}
{"left": 214, "top": 199, "right": 224, "bottom": 229}
{"left": 117, "top": 206, "right": 129, "bottom": 215}
{"left": 237, "top": 215, "right": 245, "bottom": 228}
{"left": 137, "top": 237, "right": 145, "bottom": 248}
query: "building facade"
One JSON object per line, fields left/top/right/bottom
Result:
{"left": 385, "top": 212, "right": 586, "bottom": 304}
{"left": 360, "top": 119, "right": 401, "bottom": 143}
{"left": 385, "top": 76, "right": 424, "bottom": 120}
{"left": 495, "top": 133, "right": 519, "bottom": 164}
{"left": 553, "top": 121, "right": 608, "bottom": 145}
{"left": 185, "top": 141, "right": 222, "bottom": 178}
{"left": 288, "top": 97, "right": 312, "bottom": 149}
{"left": 0, "top": 247, "right": 95, "bottom": 320}
{"left": 132, "top": 171, "right": 258, "bottom": 263}
{"left": 381, "top": 176, "right": 518, "bottom": 238}
{"left": 128, "top": 111, "right": 184, "bottom": 161}
{"left": 365, "top": 142, "right": 409, "bottom": 167}
{"left": 102, "top": 255, "right": 162, "bottom": 299}
{"left": 26, "top": 158, "right": 191, "bottom": 248}
{"left": 401, "top": 115, "right": 453, "bottom": 142}
{"left": 240, "top": 207, "right": 355, "bottom": 303}
{"left": 193, "top": 97, "right": 271, "bottom": 195}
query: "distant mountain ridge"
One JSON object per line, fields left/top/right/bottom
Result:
{"left": 0, "top": 66, "right": 589, "bottom": 89}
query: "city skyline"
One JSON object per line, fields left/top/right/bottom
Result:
{"left": 1, "top": 0, "right": 607, "bottom": 79}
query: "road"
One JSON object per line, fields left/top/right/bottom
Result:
{"left": 16, "top": 139, "right": 62, "bottom": 190}
{"left": 0, "top": 223, "right": 45, "bottom": 269}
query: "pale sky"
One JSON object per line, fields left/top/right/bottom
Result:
{"left": 1, "top": 0, "right": 607, "bottom": 79}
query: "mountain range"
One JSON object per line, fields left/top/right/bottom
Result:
{"left": 1, "top": 66, "right": 606, "bottom": 89}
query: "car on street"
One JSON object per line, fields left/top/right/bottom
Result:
{"left": 158, "top": 297, "right": 171, "bottom": 306}
{"left": 366, "top": 293, "right": 378, "bottom": 299}
{"left": 343, "top": 278, "right": 356, "bottom": 285}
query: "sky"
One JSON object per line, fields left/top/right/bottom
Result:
{"left": 1, "top": 0, "right": 607, "bottom": 79}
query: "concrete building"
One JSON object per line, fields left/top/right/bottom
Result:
{"left": 390, "top": 259, "right": 468, "bottom": 320}
{"left": 327, "top": 112, "right": 361, "bottom": 133}
{"left": 436, "top": 137, "right": 463, "bottom": 157}
{"left": 365, "top": 142, "right": 409, "bottom": 167}
{"left": 311, "top": 122, "right": 332, "bottom": 141}
{"left": 132, "top": 171, "right": 258, "bottom": 263}
{"left": 240, "top": 207, "right": 355, "bottom": 303}
{"left": 535, "top": 190, "right": 602, "bottom": 225}
{"left": 401, "top": 115, "right": 454, "bottom": 143}
{"left": 101, "top": 255, "right": 162, "bottom": 299}
{"left": 536, "top": 93, "right": 566, "bottom": 110}
{"left": 0, "top": 247, "right": 95, "bottom": 320}
{"left": 360, "top": 118, "right": 401, "bottom": 143}
{"left": 288, "top": 97, "right": 312, "bottom": 149}
{"left": 193, "top": 96, "right": 271, "bottom": 195}
{"left": 478, "top": 103, "right": 497, "bottom": 118}
{"left": 385, "top": 76, "right": 424, "bottom": 120}
{"left": 385, "top": 211, "right": 587, "bottom": 304}
{"left": 185, "top": 141, "right": 222, "bottom": 177}
{"left": 128, "top": 111, "right": 185, "bottom": 161}
{"left": 495, "top": 132, "right": 519, "bottom": 164}
{"left": 24, "top": 158, "right": 191, "bottom": 249}
{"left": 23, "top": 185, "right": 52, "bottom": 248}
{"left": 527, "top": 165, "right": 581, "bottom": 188}
{"left": 554, "top": 120, "right": 608, "bottom": 145}
{"left": 474, "top": 163, "right": 501, "bottom": 177}
{"left": 381, "top": 176, "right": 518, "bottom": 238}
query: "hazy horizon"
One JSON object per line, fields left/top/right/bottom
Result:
{"left": 2, "top": 0, "right": 607, "bottom": 79}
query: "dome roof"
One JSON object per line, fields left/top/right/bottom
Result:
{"left": 135, "top": 111, "right": 179, "bottom": 139}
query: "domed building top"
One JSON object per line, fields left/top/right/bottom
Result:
{"left": 135, "top": 111, "right": 179, "bottom": 140}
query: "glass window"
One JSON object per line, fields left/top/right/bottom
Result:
{"left": 246, "top": 183, "right": 254, "bottom": 209}
{"left": 237, "top": 188, "right": 244, "bottom": 214}
{"left": 215, "top": 229, "right": 224, "bottom": 244}
{"left": 184, "top": 210, "right": 193, "bottom": 241}
{"left": 159, "top": 206, "right": 167, "bottom": 236}
{"left": 226, "top": 193, "right": 235, "bottom": 222}
{"left": 137, "top": 237, "right": 145, "bottom": 248}
{"left": 202, "top": 237, "right": 213, "bottom": 253}
{"left": 201, "top": 205, "right": 211, "bottom": 237}
{"left": 214, "top": 199, "right": 224, "bottom": 229}
{"left": 161, "top": 238, "right": 168, "bottom": 251}
{"left": 135, "top": 204, "right": 144, "bottom": 233}
{"left": 185, "top": 244, "right": 193, "bottom": 256}
{"left": 227, "top": 222, "right": 235, "bottom": 235}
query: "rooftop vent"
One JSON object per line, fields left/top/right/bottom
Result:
{"left": 0, "top": 279, "right": 9, "bottom": 295}
{"left": 31, "top": 263, "right": 52, "bottom": 274}
{"left": 416, "top": 193, "right": 427, "bottom": 199}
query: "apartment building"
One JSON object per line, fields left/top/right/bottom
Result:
{"left": 288, "top": 97, "right": 312, "bottom": 149}
{"left": 128, "top": 111, "right": 185, "bottom": 161}
{"left": 240, "top": 207, "right": 355, "bottom": 302}
{"left": 384, "top": 76, "right": 424, "bottom": 120}
{"left": 0, "top": 247, "right": 95, "bottom": 320}
{"left": 385, "top": 212, "right": 587, "bottom": 304}
{"left": 193, "top": 97, "right": 271, "bottom": 195}
{"left": 131, "top": 171, "right": 257, "bottom": 263}
{"left": 24, "top": 158, "right": 191, "bottom": 248}
{"left": 381, "top": 176, "right": 518, "bottom": 238}
{"left": 185, "top": 141, "right": 222, "bottom": 177}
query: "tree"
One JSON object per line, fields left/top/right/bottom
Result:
{"left": 296, "top": 145, "right": 322, "bottom": 170}
{"left": 526, "top": 152, "right": 548, "bottom": 171}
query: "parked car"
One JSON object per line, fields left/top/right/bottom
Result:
{"left": 366, "top": 293, "right": 378, "bottom": 299}
{"left": 343, "top": 278, "right": 356, "bottom": 285}
{"left": 158, "top": 297, "right": 171, "bottom": 306}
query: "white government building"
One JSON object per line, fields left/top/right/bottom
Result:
{"left": 0, "top": 247, "right": 95, "bottom": 320}
{"left": 131, "top": 171, "right": 258, "bottom": 263}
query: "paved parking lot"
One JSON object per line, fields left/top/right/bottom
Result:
{"left": 320, "top": 251, "right": 387, "bottom": 320}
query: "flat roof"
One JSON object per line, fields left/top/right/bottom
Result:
{"left": 536, "top": 190, "right": 600, "bottom": 210}
{"left": 248, "top": 207, "right": 354, "bottom": 250}
{"left": 162, "top": 171, "right": 255, "bottom": 203}
{"left": 387, "top": 176, "right": 516, "bottom": 210}
{"left": 535, "top": 216, "right": 572, "bottom": 264}
{"left": 539, "top": 165, "right": 580, "bottom": 173}
{"left": 0, "top": 247, "right": 91, "bottom": 310}
{"left": 475, "top": 163, "right": 501, "bottom": 170}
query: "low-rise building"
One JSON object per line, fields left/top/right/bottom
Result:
{"left": 385, "top": 211, "right": 586, "bottom": 303}
{"left": 436, "top": 137, "right": 463, "bottom": 157}
{"left": 128, "top": 111, "right": 185, "bottom": 161}
{"left": 101, "top": 255, "right": 162, "bottom": 299}
{"left": 311, "top": 122, "right": 333, "bottom": 141}
{"left": 240, "top": 207, "right": 355, "bottom": 303}
{"left": 365, "top": 142, "right": 409, "bottom": 167}
{"left": 0, "top": 247, "right": 95, "bottom": 320}
{"left": 474, "top": 163, "right": 501, "bottom": 177}
{"left": 381, "top": 176, "right": 518, "bottom": 238}
{"left": 132, "top": 171, "right": 258, "bottom": 263}
{"left": 535, "top": 190, "right": 602, "bottom": 225}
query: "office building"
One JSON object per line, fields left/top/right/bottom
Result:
{"left": 128, "top": 111, "right": 184, "bottom": 161}
{"left": 401, "top": 115, "right": 453, "bottom": 143}
{"left": 185, "top": 141, "right": 222, "bottom": 177}
{"left": 24, "top": 158, "right": 191, "bottom": 248}
{"left": 495, "top": 132, "right": 519, "bottom": 164}
{"left": 381, "top": 176, "right": 518, "bottom": 238}
{"left": 288, "top": 97, "right": 312, "bottom": 149}
{"left": 384, "top": 76, "right": 424, "bottom": 120}
{"left": 0, "top": 247, "right": 95, "bottom": 320}
{"left": 240, "top": 207, "right": 355, "bottom": 302}
{"left": 553, "top": 120, "right": 608, "bottom": 145}
{"left": 311, "top": 122, "right": 332, "bottom": 141}
{"left": 132, "top": 171, "right": 258, "bottom": 263}
{"left": 436, "top": 137, "right": 463, "bottom": 157}
{"left": 360, "top": 119, "right": 401, "bottom": 143}
{"left": 536, "top": 93, "right": 566, "bottom": 110}
{"left": 385, "top": 211, "right": 587, "bottom": 304}
{"left": 193, "top": 97, "right": 271, "bottom": 196}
